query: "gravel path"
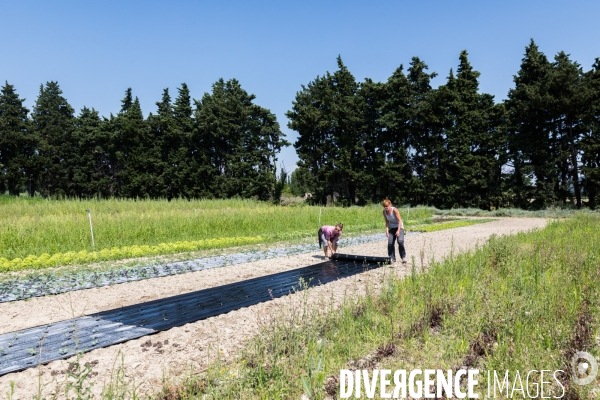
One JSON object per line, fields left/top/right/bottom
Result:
{"left": 0, "top": 217, "right": 547, "bottom": 398}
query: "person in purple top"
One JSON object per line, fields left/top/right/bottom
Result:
{"left": 318, "top": 223, "right": 344, "bottom": 258}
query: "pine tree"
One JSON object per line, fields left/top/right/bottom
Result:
{"left": 0, "top": 82, "right": 33, "bottom": 195}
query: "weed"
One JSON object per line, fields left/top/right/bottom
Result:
{"left": 301, "top": 339, "right": 324, "bottom": 399}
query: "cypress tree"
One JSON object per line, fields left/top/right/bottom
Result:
{"left": 379, "top": 65, "right": 413, "bottom": 204}
{"left": 289, "top": 57, "right": 365, "bottom": 205}
{"left": 172, "top": 83, "right": 194, "bottom": 200}
{"left": 147, "top": 88, "right": 174, "bottom": 198}
{"left": 548, "top": 51, "right": 587, "bottom": 208}
{"left": 405, "top": 57, "right": 444, "bottom": 206}
{"left": 113, "top": 89, "right": 155, "bottom": 198}
{"left": 581, "top": 59, "right": 600, "bottom": 209}
{"left": 72, "top": 107, "right": 110, "bottom": 198}
{"left": 0, "top": 82, "right": 33, "bottom": 195}
{"left": 196, "top": 78, "right": 287, "bottom": 200}
{"left": 356, "top": 78, "right": 386, "bottom": 203}
{"left": 31, "top": 82, "right": 76, "bottom": 198}
{"left": 442, "top": 50, "right": 504, "bottom": 209}
{"left": 506, "top": 40, "right": 556, "bottom": 209}
{"left": 287, "top": 72, "right": 335, "bottom": 205}
{"left": 328, "top": 57, "right": 363, "bottom": 205}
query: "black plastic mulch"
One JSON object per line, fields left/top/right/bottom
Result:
{"left": 0, "top": 254, "right": 390, "bottom": 376}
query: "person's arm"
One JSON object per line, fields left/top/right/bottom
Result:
{"left": 383, "top": 210, "right": 390, "bottom": 237}
{"left": 394, "top": 208, "right": 403, "bottom": 235}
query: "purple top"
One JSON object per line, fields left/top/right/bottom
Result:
{"left": 321, "top": 225, "right": 341, "bottom": 243}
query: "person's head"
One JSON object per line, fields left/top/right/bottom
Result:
{"left": 335, "top": 222, "right": 344, "bottom": 233}
{"left": 382, "top": 198, "right": 392, "bottom": 211}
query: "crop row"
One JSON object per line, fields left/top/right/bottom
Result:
{"left": 0, "top": 236, "right": 263, "bottom": 273}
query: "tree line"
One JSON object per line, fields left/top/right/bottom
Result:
{"left": 288, "top": 40, "right": 600, "bottom": 209}
{"left": 0, "top": 79, "right": 289, "bottom": 200}
{"left": 2, "top": 40, "right": 600, "bottom": 209}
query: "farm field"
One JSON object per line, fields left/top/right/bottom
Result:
{"left": 0, "top": 196, "right": 488, "bottom": 274}
{"left": 0, "top": 210, "right": 553, "bottom": 399}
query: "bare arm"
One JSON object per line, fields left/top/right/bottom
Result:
{"left": 383, "top": 210, "right": 390, "bottom": 237}
{"left": 394, "top": 208, "right": 403, "bottom": 234}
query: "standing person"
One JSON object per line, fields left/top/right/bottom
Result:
{"left": 382, "top": 198, "right": 406, "bottom": 263}
{"left": 318, "top": 223, "right": 343, "bottom": 258}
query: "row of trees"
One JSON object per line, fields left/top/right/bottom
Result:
{"left": 288, "top": 40, "right": 600, "bottom": 209}
{"left": 2, "top": 40, "right": 599, "bottom": 209}
{"left": 0, "top": 79, "right": 289, "bottom": 200}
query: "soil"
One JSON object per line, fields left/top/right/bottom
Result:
{"left": 0, "top": 217, "right": 547, "bottom": 398}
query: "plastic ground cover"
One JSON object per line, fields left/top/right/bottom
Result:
{"left": 0, "top": 254, "right": 390, "bottom": 376}
{"left": 0, "top": 233, "right": 400, "bottom": 303}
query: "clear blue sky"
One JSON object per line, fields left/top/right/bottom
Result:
{"left": 1, "top": 1, "right": 599, "bottom": 172}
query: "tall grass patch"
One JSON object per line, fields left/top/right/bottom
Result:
{"left": 180, "top": 214, "right": 599, "bottom": 398}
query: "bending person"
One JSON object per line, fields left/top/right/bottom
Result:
{"left": 318, "top": 223, "right": 343, "bottom": 258}
{"left": 382, "top": 198, "right": 406, "bottom": 263}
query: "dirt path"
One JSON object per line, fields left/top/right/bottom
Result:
{"left": 0, "top": 217, "right": 547, "bottom": 398}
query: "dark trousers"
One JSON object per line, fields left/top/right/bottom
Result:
{"left": 388, "top": 227, "right": 406, "bottom": 261}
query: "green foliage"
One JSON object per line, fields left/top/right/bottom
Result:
{"left": 194, "top": 78, "right": 290, "bottom": 201}
{"left": 435, "top": 51, "right": 506, "bottom": 209}
{"left": 0, "top": 80, "right": 289, "bottom": 202}
{"left": 31, "top": 81, "right": 76, "bottom": 198}
{"left": 2, "top": 43, "right": 600, "bottom": 210}
{"left": 0, "top": 82, "right": 33, "bottom": 196}
{"left": 581, "top": 59, "right": 600, "bottom": 209}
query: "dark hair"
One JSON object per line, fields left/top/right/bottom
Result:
{"left": 336, "top": 222, "right": 344, "bottom": 230}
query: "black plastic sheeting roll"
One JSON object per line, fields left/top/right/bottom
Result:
{"left": 330, "top": 253, "right": 391, "bottom": 264}
{"left": 0, "top": 255, "right": 390, "bottom": 376}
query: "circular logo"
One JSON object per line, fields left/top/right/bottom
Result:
{"left": 571, "top": 351, "right": 598, "bottom": 385}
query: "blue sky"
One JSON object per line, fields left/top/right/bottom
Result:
{"left": 1, "top": 1, "right": 599, "bottom": 172}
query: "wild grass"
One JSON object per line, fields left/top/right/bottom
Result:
{"left": 159, "top": 213, "right": 600, "bottom": 399}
